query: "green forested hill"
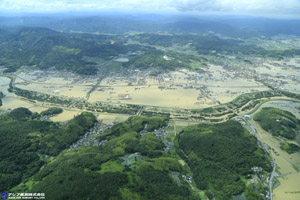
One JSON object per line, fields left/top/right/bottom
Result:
{"left": 0, "top": 27, "right": 198, "bottom": 74}
{"left": 177, "top": 120, "right": 271, "bottom": 199}
{"left": 0, "top": 27, "right": 136, "bottom": 74}
{"left": 16, "top": 115, "right": 197, "bottom": 200}
{"left": 29, "top": 139, "right": 194, "bottom": 200}
{"left": 1, "top": 108, "right": 273, "bottom": 199}
{"left": 254, "top": 107, "right": 300, "bottom": 154}
{"left": 254, "top": 107, "right": 300, "bottom": 139}
{"left": 0, "top": 27, "right": 119, "bottom": 74}
{"left": 0, "top": 108, "right": 96, "bottom": 191}
{"left": 40, "top": 107, "right": 63, "bottom": 116}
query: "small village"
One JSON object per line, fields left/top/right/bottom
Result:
{"left": 68, "top": 122, "right": 108, "bottom": 151}
{"left": 14, "top": 60, "right": 271, "bottom": 110}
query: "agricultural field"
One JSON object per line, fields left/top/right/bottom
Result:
{"left": 0, "top": 76, "right": 48, "bottom": 112}
{"left": 15, "top": 71, "right": 94, "bottom": 99}
{"left": 88, "top": 65, "right": 268, "bottom": 109}
{"left": 253, "top": 57, "right": 300, "bottom": 93}
{"left": 50, "top": 110, "right": 82, "bottom": 122}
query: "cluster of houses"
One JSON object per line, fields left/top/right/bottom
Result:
{"left": 121, "top": 153, "right": 145, "bottom": 167}
{"left": 139, "top": 125, "right": 173, "bottom": 151}
{"left": 163, "top": 140, "right": 174, "bottom": 151}
{"left": 182, "top": 175, "right": 192, "bottom": 183}
{"left": 249, "top": 166, "right": 273, "bottom": 199}
{"left": 68, "top": 122, "right": 108, "bottom": 151}
{"left": 153, "top": 127, "right": 168, "bottom": 140}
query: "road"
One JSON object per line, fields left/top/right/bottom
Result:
{"left": 246, "top": 117, "right": 276, "bottom": 200}
{"left": 136, "top": 105, "right": 143, "bottom": 115}
{"left": 269, "top": 153, "right": 276, "bottom": 200}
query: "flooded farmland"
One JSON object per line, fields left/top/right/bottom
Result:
{"left": 97, "top": 113, "right": 131, "bottom": 124}
{"left": 0, "top": 96, "right": 47, "bottom": 113}
{"left": 274, "top": 173, "right": 300, "bottom": 200}
{"left": 50, "top": 110, "right": 82, "bottom": 122}
{"left": 254, "top": 57, "right": 300, "bottom": 94}
{"left": 11, "top": 67, "right": 269, "bottom": 109}
{"left": 0, "top": 76, "right": 48, "bottom": 113}
{"left": 0, "top": 76, "right": 11, "bottom": 95}
{"left": 250, "top": 100, "right": 300, "bottom": 200}
{"left": 15, "top": 71, "right": 94, "bottom": 99}
{"left": 90, "top": 66, "right": 268, "bottom": 109}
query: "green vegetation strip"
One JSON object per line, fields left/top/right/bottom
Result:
{"left": 254, "top": 107, "right": 300, "bottom": 139}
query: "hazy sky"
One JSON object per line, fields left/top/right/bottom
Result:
{"left": 1, "top": 0, "right": 300, "bottom": 17}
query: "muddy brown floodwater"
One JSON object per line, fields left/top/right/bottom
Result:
{"left": 250, "top": 100, "right": 300, "bottom": 200}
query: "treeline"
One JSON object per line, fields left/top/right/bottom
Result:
{"left": 177, "top": 120, "right": 271, "bottom": 199}
{"left": 225, "top": 90, "right": 281, "bottom": 109}
{"left": 13, "top": 86, "right": 73, "bottom": 105}
{"left": 191, "top": 88, "right": 300, "bottom": 119}
{"left": 280, "top": 142, "right": 300, "bottom": 154}
{"left": 192, "top": 90, "right": 284, "bottom": 117}
{"left": 11, "top": 84, "right": 140, "bottom": 115}
{"left": 254, "top": 107, "right": 300, "bottom": 139}
{"left": 0, "top": 108, "right": 96, "bottom": 191}
{"left": 40, "top": 107, "right": 63, "bottom": 116}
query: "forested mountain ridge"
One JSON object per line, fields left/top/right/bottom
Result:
{"left": 1, "top": 22, "right": 300, "bottom": 76}
{"left": 0, "top": 27, "right": 122, "bottom": 74}
{"left": 5, "top": 112, "right": 198, "bottom": 200}
{"left": 177, "top": 120, "right": 271, "bottom": 199}
{"left": 0, "top": 26, "right": 197, "bottom": 74}
{"left": 0, "top": 107, "right": 272, "bottom": 200}
{"left": 0, "top": 108, "right": 96, "bottom": 191}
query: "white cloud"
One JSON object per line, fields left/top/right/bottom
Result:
{"left": 171, "top": 0, "right": 300, "bottom": 15}
{"left": 0, "top": 0, "right": 173, "bottom": 11}
{"left": 0, "top": 0, "right": 108, "bottom": 11}
{"left": 0, "top": 0, "right": 300, "bottom": 16}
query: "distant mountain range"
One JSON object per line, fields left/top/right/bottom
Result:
{"left": 1, "top": 14, "right": 300, "bottom": 37}
{"left": 1, "top": 14, "right": 300, "bottom": 75}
